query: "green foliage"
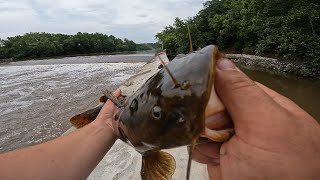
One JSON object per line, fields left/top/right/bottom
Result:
{"left": 0, "top": 32, "right": 149, "bottom": 60}
{"left": 155, "top": 17, "right": 192, "bottom": 55}
{"left": 156, "top": 0, "right": 320, "bottom": 64}
{"left": 136, "top": 44, "right": 153, "bottom": 51}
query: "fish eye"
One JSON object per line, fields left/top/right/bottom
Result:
{"left": 152, "top": 106, "right": 162, "bottom": 120}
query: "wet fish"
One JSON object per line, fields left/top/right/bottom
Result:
{"left": 70, "top": 45, "right": 233, "bottom": 180}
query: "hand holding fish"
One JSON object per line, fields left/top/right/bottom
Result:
{"left": 69, "top": 45, "right": 319, "bottom": 180}
{"left": 193, "top": 59, "right": 320, "bottom": 180}
{"left": 96, "top": 89, "right": 121, "bottom": 136}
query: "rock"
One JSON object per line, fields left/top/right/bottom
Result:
{"left": 226, "top": 54, "right": 319, "bottom": 79}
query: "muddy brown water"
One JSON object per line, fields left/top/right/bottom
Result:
{"left": 0, "top": 55, "right": 319, "bottom": 154}
{"left": 240, "top": 67, "right": 320, "bottom": 122}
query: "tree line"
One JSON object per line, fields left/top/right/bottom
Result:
{"left": 156, "top": 0, "right": 320, "bottom": 66}
{"left": 0, "top": 32, "right": 151, "bottom": 60}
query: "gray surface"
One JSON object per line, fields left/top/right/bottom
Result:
{"left": 88, "top": 140, "right": 209, "bottom": 180}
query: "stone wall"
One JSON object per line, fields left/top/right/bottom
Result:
{"left": 226, "top": 54, "right": 320, "bottom": 79}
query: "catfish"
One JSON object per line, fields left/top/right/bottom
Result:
{"left": 70, "top": 45, "right": 234, "bottom": 180}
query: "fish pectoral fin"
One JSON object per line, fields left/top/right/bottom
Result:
{"left": 70, "top": 104, "right": 103, "bottom": 128}
{"left": 99, "top": 95, "right": 108, "bottom": 103}
{"left": 141, "top": 151, "right": 176, "bottom": 180}
{"left": 201, "top": 128, "right": 234, "bottom": 143}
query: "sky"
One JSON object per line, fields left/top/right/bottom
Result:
{"left": 0, "top": 0, "right": 206, "bottom": 43}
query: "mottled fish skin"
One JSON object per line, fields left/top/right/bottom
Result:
{"left": 69, "top": 45, "right": 228, "bottom": 180}
{"left": 114, "top": 45, "right": 220, "bottom": 153}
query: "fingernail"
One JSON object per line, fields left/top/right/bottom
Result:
{"left": 217, "top": 59, "right": 236, "bottom": 70}
{"left": 220, "top": 146, "right": 227, "bottom": 155}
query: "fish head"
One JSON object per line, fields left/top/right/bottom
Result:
{"left": 115, "top": 45, "right": 223, "bottom": 152}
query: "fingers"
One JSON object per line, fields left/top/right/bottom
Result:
{"left": 192, "top": 142, "right": 221, "bottom": 165}
{"left": 99, "top": 89, "right": 122, "bottom": 117}
{"left": 105, "top": 89, "right": 121, "bottom": 106}
{"left": 215, "top": 60, "right": 284, "bottom": 127}
{"left": 96, "top": 89, "right": 122, "bottom": 132}
{"left": 110, "top": 89, "right": 121, "bottom": 100}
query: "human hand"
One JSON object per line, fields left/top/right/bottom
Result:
{"left": 95, "top": 89, "right": 121, "bottom": 137}
{"left": 193, "top": 59, "right": 320, "bottom": 180}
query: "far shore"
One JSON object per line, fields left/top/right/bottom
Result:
{"left": 0, "top": 49, "right": 157, "bottom": 63}
{"left": 226, "top": 54, "right": 320, "bottom": 79}
{"left": 2, "top": 51, "right": 319, "bottom": 79}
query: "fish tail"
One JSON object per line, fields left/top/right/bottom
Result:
{"left": 141, "top": 150, "right": 176, "bottom": 180}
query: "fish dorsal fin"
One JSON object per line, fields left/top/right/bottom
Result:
{"left": 187, "top": 24, "right": 193, "bottom": 53}
{"left": 99, "top": 95, "right": 108, "bottom": 103}
{"left": 141, "top": 150, "right": 176, "bottom": 180}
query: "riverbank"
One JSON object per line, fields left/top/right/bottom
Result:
{"left": 0, "top": 50, "right": 156, "bottom": 63}
{"left": 226, "top": 54, "right": 320, "bottom": 79}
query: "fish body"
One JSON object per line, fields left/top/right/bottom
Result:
{"left": 70, "top": 45, "right": 233, "bottom": 180}
{"left": 115, "top": 45, "right": 218, "bottom": 152}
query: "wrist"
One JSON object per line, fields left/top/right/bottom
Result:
{"left": 92, "top": 119, "right": 118, "bottom": 141}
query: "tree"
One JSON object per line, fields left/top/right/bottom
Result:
{"left": 0, "top": 32, "right": 142, "bottom": 60}
{"left": 156, "top": 0, "right": 320, "bottom": 65}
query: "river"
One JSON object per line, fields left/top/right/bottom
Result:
{"left": 0, "top": 54, "right": 152, "bottom": 153}
{"left": 0, "top": 54, "right": 319, "bottom": 154}
{"left": 241, "top": 68, "right": 320, "bottom": 122}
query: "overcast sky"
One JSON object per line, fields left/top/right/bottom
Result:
{"left": 0, "top": 0, "right": 206, "bottom": 43}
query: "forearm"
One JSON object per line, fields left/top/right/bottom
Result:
{"left": 0, "top": 120, "right": 117, "bottom": 180}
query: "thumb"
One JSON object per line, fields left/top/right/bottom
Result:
{"left": 215, "top": 59, "right": 280, "bottom": 127}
